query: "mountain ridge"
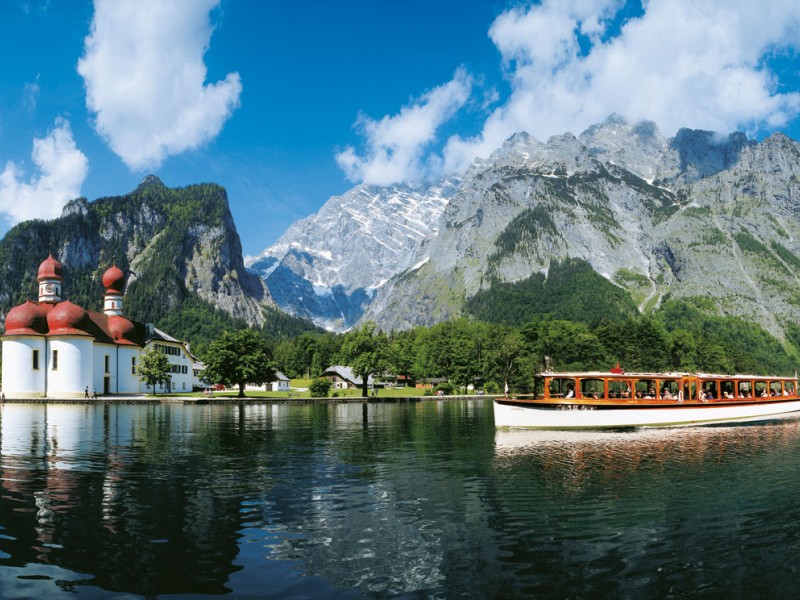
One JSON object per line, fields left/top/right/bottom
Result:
{"left": 248, "top": 114, "right": 800, "bottom": 345}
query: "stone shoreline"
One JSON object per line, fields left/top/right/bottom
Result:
{"left": 0, "top": 394, "right": 496, "bottom": 405}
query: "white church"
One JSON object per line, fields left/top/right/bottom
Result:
{"left": 1, "top": 255, "right": 199, "bottom": 398}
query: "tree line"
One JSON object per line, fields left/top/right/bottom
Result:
{"left": 264, "top": 296, "right": 799, "bottom": 397}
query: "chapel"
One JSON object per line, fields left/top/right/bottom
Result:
{"left": 1, "top": 255, "right": 196, "bottom": 398}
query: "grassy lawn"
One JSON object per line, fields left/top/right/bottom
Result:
{"left": 169, "top": 380, "right": 433, "bottom": 399}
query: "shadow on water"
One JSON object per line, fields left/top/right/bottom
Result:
{"left": 1, "top": 401, "right": 800, "bottom": 598}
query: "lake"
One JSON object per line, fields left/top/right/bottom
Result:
{"left": 1, "top": 399, "right": 800, "bottom": 598}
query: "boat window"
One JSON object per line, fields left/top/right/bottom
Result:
{"left": 754, "top": 381, "right": 769, "bottom": 397}
{"left": 608, "top": 379, "right": 632, "bottom": 398}
{"left": 737, "top": 381, "right": 752, "bottom": 398}
{"left": 635, "top": 379, "right": 658, "bottom": 399}
{"left": 786, "top": 382, "right": 796, "bottom": 396}
{"left": 682, "top": 380, "right": 697, "bottom": 401}
{"left": 769, "top": 381, "right": 783, "bottom": 396}
{"left": 659, "top": 379, "right": 679, "bottom": 400}
{"left": 580, "top": 378, "right": 605, "bottom": 399}
{"left": 701, "top": 381, "right": 719, "bottom": 400}
{"left": 549, "top": 378, "right": 576, "bottom": 398}
{"left": 720, "top": 380, "right": 735, "bottom": 399}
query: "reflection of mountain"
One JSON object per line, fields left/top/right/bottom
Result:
{"left": 236, "top": 400, "right": 506, "bottom": 596}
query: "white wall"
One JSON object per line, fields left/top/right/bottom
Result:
{"left": 50, "top": 336, "right": 93, "bottom": 398}
{"left": 117, "top": 346, "right": 141, "bottom": 394}
{"left": 2, "top": 337, "right": 46, "bottom": 397}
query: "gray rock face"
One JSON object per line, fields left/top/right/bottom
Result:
{"left": 247, "top": 114, "right": 800, "bottom": 341}
{"left": 362, "top": 117, "right": 800, "bottom": 341}
{"left": 247, "top": 180, "right": 457, "bottom": 330}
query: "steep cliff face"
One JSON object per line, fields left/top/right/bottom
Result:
{"left": 246, "top": 180, "right": 457, "bottom": 330}
{"left": 361, "top": 117, "right": 800, "bottom": 341}
{"left": 0, "top": 176, "right": 276, "bottom": 338}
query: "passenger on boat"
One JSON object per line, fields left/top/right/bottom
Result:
{"left": 565, "top": 386, "right": 575, "bottom": 399}
{"left": 662, "top": 388, "right": 673, "bottom": 400}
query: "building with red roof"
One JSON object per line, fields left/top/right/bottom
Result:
{"left": 2, "top": 255, "right": 199, "bottom": 398}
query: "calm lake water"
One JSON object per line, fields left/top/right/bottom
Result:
{"left": 1, "top": 399, "right": 800, "bottom": 599}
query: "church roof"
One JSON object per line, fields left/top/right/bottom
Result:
{"left": 3, "top": 256, "right": 146, "bottom": 346}
{"left": 37, "top": 254, "right": 63, "bottom": 281}
{"left": 3, "top": 300, "right": 146, "bottom": 346}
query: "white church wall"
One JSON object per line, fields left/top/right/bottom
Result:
{"left": 2, "top": 337, "right": 46, "bottom": 398}
{"left": 117, "top": 346, "right": 141, "bottom": 394}
{"left": 50, "top": 336, "right": 93, "bottom": 397}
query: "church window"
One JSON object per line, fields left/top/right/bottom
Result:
{"left": 52, "top": 350, "right": 58, "bottom": 370}
{"left": 32, "top": 349, "right": 39, "bottom": 370}
{"left": 131, "top": 357, "right": 136, "bottom": 375}
{"left": 104, "top": 355, "right": 110, "bottom": 373}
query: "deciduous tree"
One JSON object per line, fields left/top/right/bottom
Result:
{"left": 202, "top": 329, "right": 275, "bottom": 398}
{"left": 138, "top": 346, "right": 171, "bottom": 395}
{"left": 338, "top": 321, "right": 389, "bottom": 397}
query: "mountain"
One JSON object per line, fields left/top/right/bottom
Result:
{"left": 0, "top": 176, "right": 317, "bottom": 345}
{"left": 361, "top": 116, "right": 800, "bottom": 344}
{"left": 246, "top": 179, "right": 458, "bottom": 331}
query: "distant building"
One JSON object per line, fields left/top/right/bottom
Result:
{"left": 271, "top": 371, "right": 290, "bottom": 392}
{"left": 1, "top": 255, "right": 195, "bottom": 398}
{"left": 146, "top": 327, "right": 200, "bottom": 394}
{"left": 243, "top": 372, "right": 291, "bottom": 393}
{"left": 321, "top": 365, "right": 374, "bottom": 390}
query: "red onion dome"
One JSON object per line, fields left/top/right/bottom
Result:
{"left": 102, "top": 264, "right": 126, "bottom": 293}
{"left": 37, "top": 255, "right": 63, "bottom": 281}
{"left": 4, "top": 301, "right": 47, "bottom": 335}
{"left": 47, "top": 300, "right": 90, "bottom": 335}
{"left": 108, "top": 315, "right": 136, "bottom": 343}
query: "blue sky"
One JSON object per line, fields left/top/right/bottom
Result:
{"left": 1, "top": 0, "right": 800, "bottom": 257}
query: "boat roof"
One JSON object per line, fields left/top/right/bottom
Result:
{"left": 536, "top": 371, "right": 797, "bottom": 380}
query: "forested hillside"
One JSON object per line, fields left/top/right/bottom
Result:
{"left": 0, "top": 177, "right": 318, "bottom": 349}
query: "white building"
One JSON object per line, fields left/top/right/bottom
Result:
{"left": 1, "top": 255, "right": 196, "bottom": 398}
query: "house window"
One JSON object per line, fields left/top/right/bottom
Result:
{"left": 131, "top": 356, "right": 136, "bottom": 375}
{"left": 32, "top": 349, "right": 39, "bottom": 370}
{"left": 104, "top": 355, "right": 110, "bottom": 373}
{"left": 52, "top": 349, "right": 58, "bottom": 370}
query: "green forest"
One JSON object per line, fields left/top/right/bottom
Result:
{"left": 272, "top": 293, "right": 799, "bottom": 395}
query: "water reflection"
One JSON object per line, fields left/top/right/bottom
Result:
{"left": 491, "top": 420, "right": 800, "bottom": 597}
{"left": 1, "top": 401, "right": 800, "bottom": 598}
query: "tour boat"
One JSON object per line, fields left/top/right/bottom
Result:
{"left": 493, "top": 369, "right": 800, "bottom": 429}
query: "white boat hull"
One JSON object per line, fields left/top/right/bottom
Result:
{"left": 493, "top": 399, "right": 800, "bottom": 429}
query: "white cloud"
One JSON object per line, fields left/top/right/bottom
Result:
{"left": 440, "top": 0, "right": 800, "bottom": 174}
{"left": 77, "top": 0, "right": 242, "bottom": 171}
{"left": 336, "top": 68, "right": 473, "bottom": 185}
{"left": 0, "top": 118, "right": 89, "bottom": 224}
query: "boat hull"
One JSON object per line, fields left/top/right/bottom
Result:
{"left": 493, "top": 398, "right": 800, "bottom": 429}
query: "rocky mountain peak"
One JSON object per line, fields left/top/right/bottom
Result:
{"left": 135, "top": 174, "right": 166, "bottom": 193}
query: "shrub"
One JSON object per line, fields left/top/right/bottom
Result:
{"left": 484, "top": 380, "right": 500, "bottom": 394}
{"left": 435, "top": 382, "right": 455, "bottom": 395}
{"left": 309, "top": 378, "right": 333, "bottom": 398}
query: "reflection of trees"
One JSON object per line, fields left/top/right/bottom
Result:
{"left": 0, "top": 403, "right": 244, "bottom": 596}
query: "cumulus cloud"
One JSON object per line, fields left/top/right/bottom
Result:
{"left": 336, "top": 68, "right": 473, "bottom": 185}
{"left": 442, "top": 0, "right": 800, "bottom": 174}
{"left": 0, "top": 118, "right": 89, "bottom": 224}
{"left": 77, "top": 0, "right": 242, "bottom": 171}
